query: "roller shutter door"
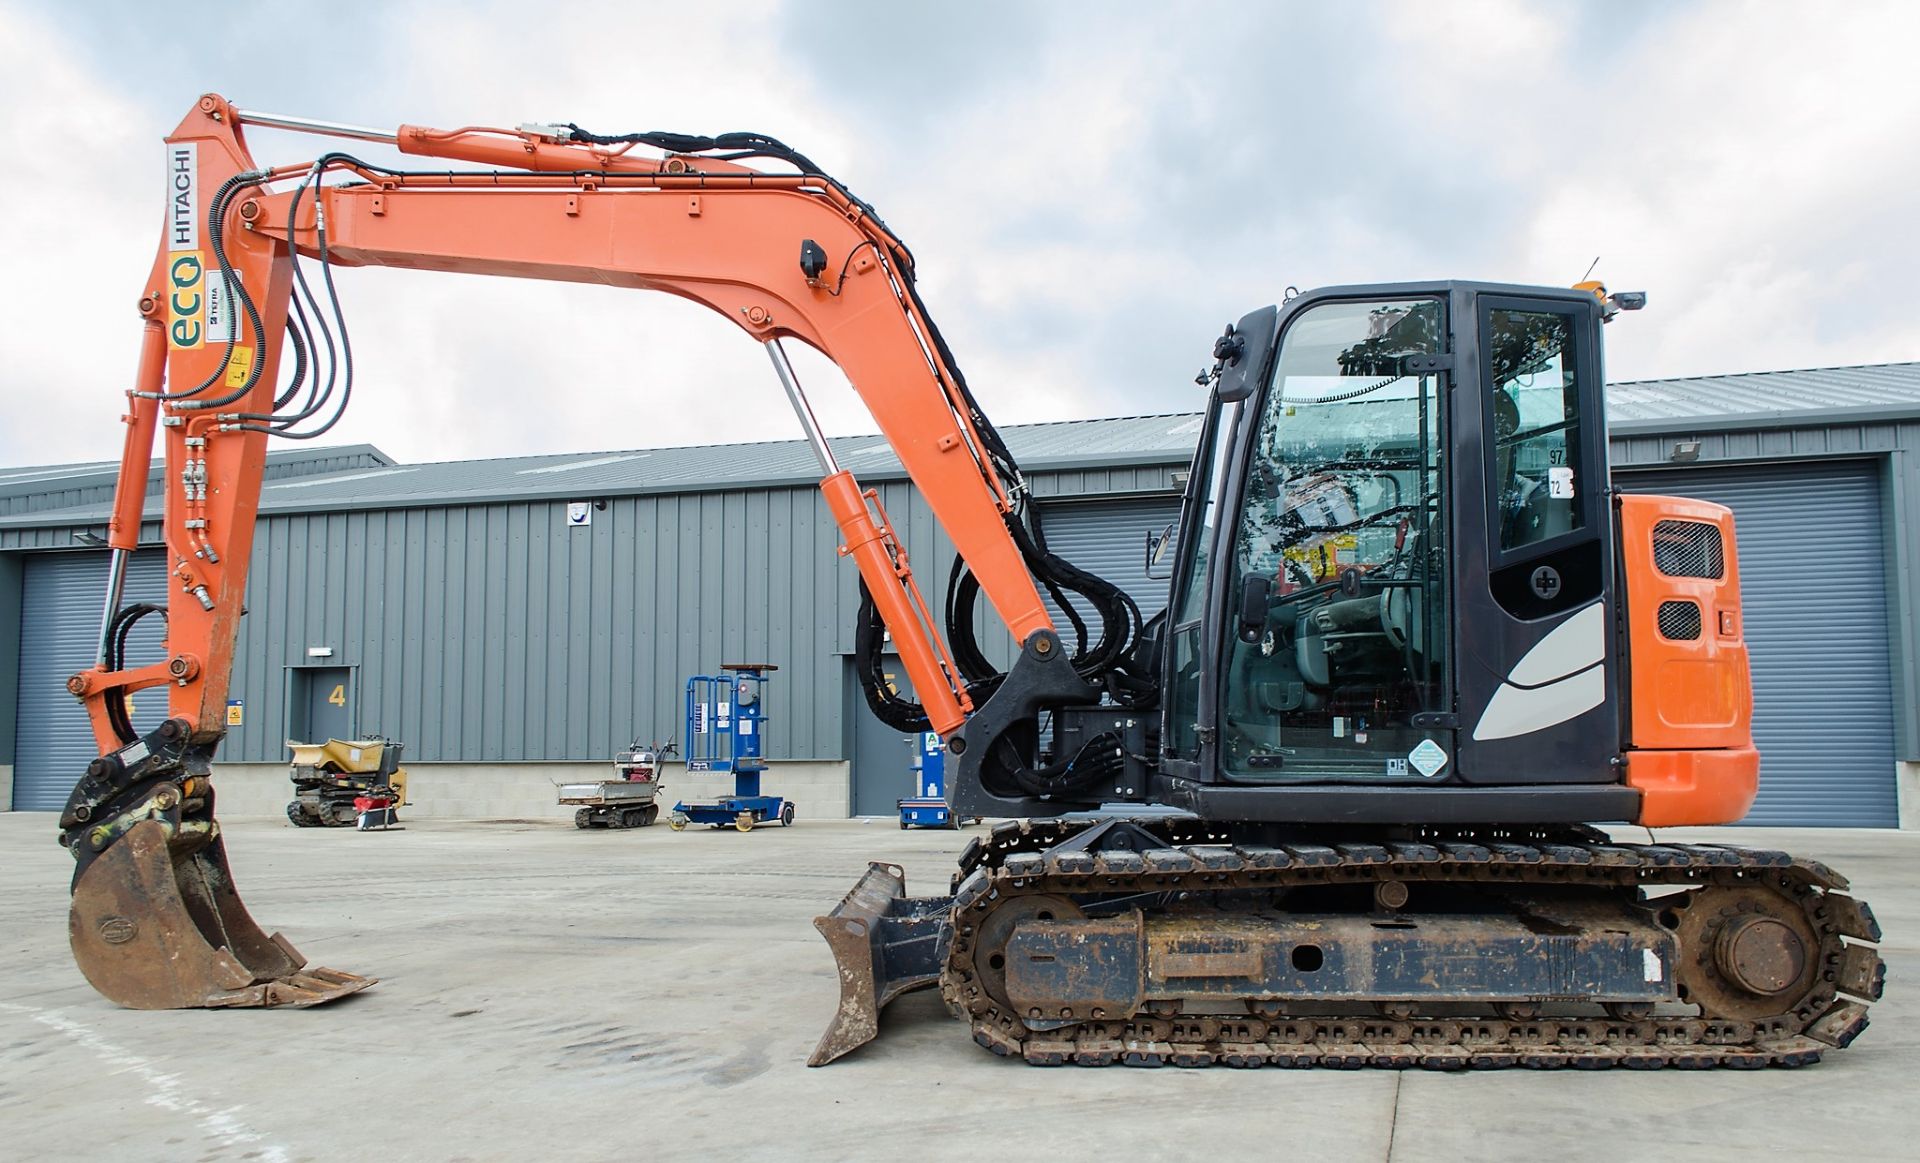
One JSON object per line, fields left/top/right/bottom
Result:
{"left": 12, "top": 550, "right": 170, "bottom": 810}
{"left": 1618, "top": 460, "right": 1896, "bottom": 826}
{"left": 1036, "top": 496, "right": 1184, "bottom": 630}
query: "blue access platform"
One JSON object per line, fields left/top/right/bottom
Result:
{"left": 898, "top": 730, "right": 976, "bottom": 830}
{"left": 669, "top": 664, "right": 793, "bottom": 832}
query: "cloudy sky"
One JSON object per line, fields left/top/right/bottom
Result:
{"left": 2, "top": 0, "right": 1915, "bottom": 468}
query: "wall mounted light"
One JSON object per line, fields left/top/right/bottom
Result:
{"left": 1669, "top": 440, "right": 1702, "bottom": 463}
{"left": 306, "top": 646, "right": 334, "bottom": 658}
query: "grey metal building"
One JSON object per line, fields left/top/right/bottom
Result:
{"left": 3, "top": 363, "right": 1917, "bottom": 825}
{"left": 0, "top": 418, "right": 1192, "bottom": 820}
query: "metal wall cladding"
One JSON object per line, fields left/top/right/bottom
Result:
{"left": 1032, "top": 496, "right": 1185, "bottom": 633}
{"left": 226, "top": 492, "right": 845, "bottom": 764}
{"left": 1618, "top": 460, "right": 1898, "bottom": 826}
{"left": 12, "top": 550, "right": 171, "bottom": 809}
{"left": 0, "top": 484, "right": 107, "bottom": 520}
{"left": 206, "top": 463, "right": 1182, "bottom": 765}
{"left": 0, "top": 553, "right": 15, "bottom": 766}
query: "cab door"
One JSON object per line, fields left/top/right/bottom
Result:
{"left": 1452, "top": 291, "right": 1621, "bottom": 782}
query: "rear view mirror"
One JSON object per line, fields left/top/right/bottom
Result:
{"left": 1237, "top": 573, "right": 1273, "bottom": 643}
{"left": 1144, "top": 522, "right": 1177, "bottom": 580}
{"left": 1209, "top": 305, "right": 1278, "bottom": 403}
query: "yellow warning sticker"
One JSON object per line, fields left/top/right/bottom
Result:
{"left": 226, "top": 700, "right": 244, "bottom": 726}
{"left": 223, "top": 344, "right": 254, "bottom": 389}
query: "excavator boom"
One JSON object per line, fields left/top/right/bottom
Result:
{"left": 63, "top": 94, "right": 1140, "bottom": 1011}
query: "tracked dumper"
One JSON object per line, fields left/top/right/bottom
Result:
{"left": 560, "top": 740, "right": 671, "bottom": 829}
{"left": 286, "top": 737, "right": 408, "bottom": 828}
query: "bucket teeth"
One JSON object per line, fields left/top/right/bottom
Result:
{"left": 809, "top": 862, "right": 951, "bottom": 1066}
{"left": 69, "top": 818, "right": 375, "bottom": 1009}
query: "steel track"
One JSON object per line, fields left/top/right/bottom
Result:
{"left": 941, "top": 820, "right": 1884, "bottom": 1069}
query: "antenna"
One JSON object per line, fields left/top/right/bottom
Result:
{"left": 1580, "top": 256, "right": 1601, "bottom": 283}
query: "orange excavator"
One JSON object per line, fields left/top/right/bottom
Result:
{"left": 60, "top": 95, "right": 1882, "bottom": 1068}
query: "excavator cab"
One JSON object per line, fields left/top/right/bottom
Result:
{"left": 1192, "top": 294, "right": 1458, "bottom": 781}
{"left": 946, "top": 282, "right": 1638, "bottom": 823}
{"left": 1158, "top": 283, "right": 1627, "bottom": 817}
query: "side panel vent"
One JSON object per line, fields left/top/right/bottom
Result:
{"left": 1651, "top": 519, "right": 1724, "bottom": 579}
{"left": 1657, "top": 600, "right": 1702, "bottom": 640}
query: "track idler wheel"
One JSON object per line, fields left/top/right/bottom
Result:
{"left": 70, "top": 818, "right": 376, "bottom": 1009}
{"left": 971, "top": 894, "right": 1085, "bottom": 1019}
{"left": 1672, "top": 885, "right": 1822, "bottom": 1022}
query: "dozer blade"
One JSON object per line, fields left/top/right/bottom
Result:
{"left": 809, "top": 861, "right": 952, "bottom": 1066}
{"left": 70, "top": 818, "right": 376, "bottom": 1009}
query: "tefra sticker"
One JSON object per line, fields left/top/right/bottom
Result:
{"left": 205, "top": 269, "right": 236, "bottom": 344}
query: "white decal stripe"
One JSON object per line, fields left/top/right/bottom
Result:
{"left": 1471, "top": 663, "right": 1606, "bottom": 741}
{"left": 1506, "top": 601, "right": 1606, "bottom": 688}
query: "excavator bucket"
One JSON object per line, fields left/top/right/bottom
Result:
{"left": 69, "top": 818, "right": 376, "bottom": 1009}
{"left": 809, "top": 862, "right": 952, "bottom": 1065}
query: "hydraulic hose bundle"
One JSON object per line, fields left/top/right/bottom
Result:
{"left": 167, "top": 119, "right": 1158, "bottom": 797}
{"left": 100, "top": 603, "right": 166, "bottom": 745}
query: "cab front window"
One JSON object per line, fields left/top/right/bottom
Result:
{"left": 1218, "top": 298, "right": 1450, "bottom": 780}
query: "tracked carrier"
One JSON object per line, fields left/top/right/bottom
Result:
{"left": 812, "top": 287, "right": 1885, "bottom": 1069}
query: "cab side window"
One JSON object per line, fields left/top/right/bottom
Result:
{"left": 1487, "top": 309, "right": 1582, "bottom": 551}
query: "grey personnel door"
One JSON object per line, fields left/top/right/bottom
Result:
{"left": 291, "top": 666, "right": 354, "bottom": 743}
{"left": 847, "top": 654, "right": 921, "bottom": 817}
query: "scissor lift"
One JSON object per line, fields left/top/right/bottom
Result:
{"left": 669, "top": 665, "right": 793, "bottom": 832}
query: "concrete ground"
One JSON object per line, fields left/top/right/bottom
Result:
{"left": 1, "top": 811, "right": 1914, "bottom": 1163}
